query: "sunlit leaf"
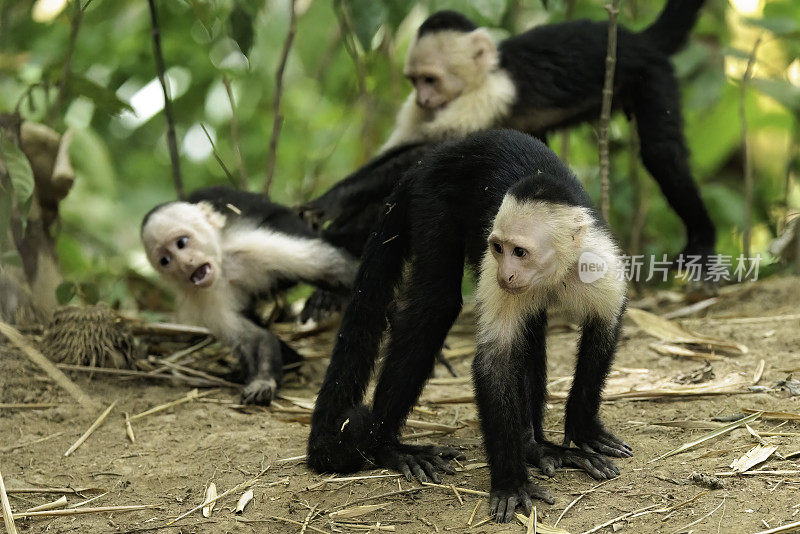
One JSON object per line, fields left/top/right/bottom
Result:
{"left": 66, "top": 74, "right": 133, "bottom": 116}
{"left": 752, "top": 78, "right": 800, "bottom": 111}
{"left": 744, "top": 16, "right": 799, "bottom": 36}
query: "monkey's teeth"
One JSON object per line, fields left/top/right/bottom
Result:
{"left": 190, "top": 263, "right": 211, "bottom": 285}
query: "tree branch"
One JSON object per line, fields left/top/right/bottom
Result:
{"left": 222, "top": 75, "right": 247, "bottom": 189}
{"left": 264, "top": 0, "right": 297, "bottom": 197}
{"left": 741, "top": 35, "right": 762, "bottom": 264}
{"left": 147, "top": 0, "right": 184, "bottom": 199}
{"left": 50, "top": 0, "right": 88, "bottom": 124}
{"left": 598, "top": 0, "right": 620, "bottom": 223}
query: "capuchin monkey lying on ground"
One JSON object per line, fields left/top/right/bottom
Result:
{"left": 308, "top": 130, "right": 629, "bottom": 522}
{"left": 383, "top": 1, "right": 716, "bottom": 264}
{"left": 141, "top": 186, "right": 358, "bottom": 405}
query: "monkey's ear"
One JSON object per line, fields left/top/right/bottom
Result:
{"left": 468, "top": 29, "right": 498, "bottom": 69}
{"left": 197, "top": 202, "right": 227, "bottom": 230}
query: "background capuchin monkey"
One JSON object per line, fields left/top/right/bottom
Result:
{"left": 383, "top": 1, "right": 715, "bottom": 264}
{"left": 307, "top": 130, "right": 628, "bottom": 522}
{"left": 141, "top": 186, "right": 358, "bottom": 405}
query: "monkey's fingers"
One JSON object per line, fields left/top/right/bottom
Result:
{"left": 408, "top": 460, "right": 429, "bottom": 483}
{"left": 524, "top": 481, "right": 554, "bottom": 505}
{"left": 562, "top": 450, "right": 619, "bottom": 479}
{"left": 419, "top": 459, "right": 442, "bottom": 484}
{"left": 499, "top": 494, "right": 517, "bottom": 523}
{"left": 431, "top": 455, "right": 456, "bottom": 475}
{"left": 595, "top": 433, "right": 633, "bottom": 458}
{"left": 538, "top": 455, "right": 561, "bottom": 477}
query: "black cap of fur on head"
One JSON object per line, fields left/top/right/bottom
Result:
{"left": 418, "top": 10, "right": 477, "bottom": 36}
{"left": 508, "top": 172, "right": 595, "bottom": 214}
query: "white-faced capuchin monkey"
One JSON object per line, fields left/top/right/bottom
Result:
{"left": 383, "top": 1, "right": 716, "bottom": 265}
{"left": 141, "top": 186, "right": 358, "bottom": 405}
{"left": 308, "top": 130, "right": 629, "bottom": 522}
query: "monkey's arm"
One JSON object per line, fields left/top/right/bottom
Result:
{"left": 562, "top": 313, "right": 632, "bottom": 458}
{"left": 473, "top": 339, "right": 554, "bottom": 523}
{"left": 519, "top": 312, "right": 619, "bottom": 479}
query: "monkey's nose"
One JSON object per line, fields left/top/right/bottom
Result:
{"left": 507, "top": 274, "right": 515, "bottom": 283}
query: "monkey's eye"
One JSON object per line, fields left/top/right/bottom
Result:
{"left": 159, "top": 255, "right": 170, "bottom": 267}
{"left": 424, "top": 76, "right": 436, "bottom": 84}
{"left": 513, "top": 247, "right": 527, "bottom": 258}
{"left": 492, "top": 242, "right": 502, "bottom": 254}
{"left": 176, "top": 236, "right": 188, "bottom": 249}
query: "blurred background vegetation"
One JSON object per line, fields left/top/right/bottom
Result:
{"left": 1, "top": 0, "right": 799, "bottom": 313}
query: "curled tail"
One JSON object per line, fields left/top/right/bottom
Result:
{"left": 641, "top": 0, "right": 706, "bottom": 55}
{"left": 307, "top": 183, "right": 412, "bottom": 474}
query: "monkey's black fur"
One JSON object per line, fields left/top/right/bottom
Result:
{"left": 300, "top": 143, "right": 433, "bottom": 258}
{"left": 421, "top": 0, "right": 715, "bottom": 262}
{"left": 308, "top": 131, "right": 627, "bottom": 517}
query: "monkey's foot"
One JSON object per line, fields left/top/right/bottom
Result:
{"left": 525, "top": 441, "right": 619, "bottom": 479}
{"left": 241, "top": 377, "right": 277, "bottom": 405}
{"left": 563, "top": 425, "right": 632, "bottom": 458}
{"left": 489, "top": 481, "right": 554, "bottom": 523}
{"left": 373, "top": 443, "right": 463, "bottom": 484}
{"left": 300, "top": 289, "right": 347, "bottom": 324}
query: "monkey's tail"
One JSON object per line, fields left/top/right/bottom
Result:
{"left": 641, "top": 0, "right": 706, "bottom": 55}
{"left": 307, "top": 182, "right": 412, "bottom": 474}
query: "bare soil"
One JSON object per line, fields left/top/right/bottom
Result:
{"left": 2, "top": 276, "right": 800, "bottom": 533}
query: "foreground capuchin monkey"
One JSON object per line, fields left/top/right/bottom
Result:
{"left": 308, "top": 130, "right": 629, "bottom": 522}
{"left": 383, "top": 1, "right": 715, "bottom": 263}
{"left": 141, "top": 186, "right": 358, "bottom": 405}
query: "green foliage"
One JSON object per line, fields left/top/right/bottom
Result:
{"left": 0, "top": 132, "right": 35, "bottom": 210}
{"left": 1, "top": 0, "right": 799, "bottom": 309}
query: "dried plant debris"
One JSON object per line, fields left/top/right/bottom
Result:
{"left": 627, "top": 307, "right": 748, "bottom": 355}
{"left": 730, "top": 444, "right": 778, "bottom": 473}
{"left": 42, "top": 304, "right": 136, "bottom": 370}
{"left": 672, "top": 361, "right": 715, "bottom": 385}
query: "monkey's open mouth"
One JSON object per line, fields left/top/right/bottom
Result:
{"left": 190, "top": 263, "right": 212, "bottom": 286}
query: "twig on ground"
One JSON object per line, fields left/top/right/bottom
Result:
{"left": 12, "top": 504, "right": 158, "bottom": 519}
{"left": 166, "top": 467, "right": 269, "bottom": 525}
{"left": 0, "top": 431, "right": 66, "bottom": 454}
{"left": 130, "top": 389, "right": 219, "bottom": 421}
{"left": 64, "top": 401, "right": 118, "bottom": 456}
{"left": 0, "top": 470, "right": 18, "bottom": 534}
{"left": 554, "top": 479, "right": 611, "bottom": 526}
{"left": 670, "top": 498, "right": 725, "bottom": 534}
{"left": 0, "top": 322, "right": 96, "bottom": 411}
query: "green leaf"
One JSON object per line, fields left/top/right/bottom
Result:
{"left": 0, "top": 132, "right": 35, "bottom": 208}
{"left": 744, "top": 16, "right": 799, "bottom": 36}
{"left": 342, "top": 0, "right": 387, "bottom": 51}
{"left": 752, "top": 79, "right": 800, "bottom": 111}
{"left": 79, "top": 282, "right": 100, "bottom": 305}
{"left": 65, "top": 74, "right": 133, "bottom": 116}
{"left": 56, "top": 281, "right": 77, "bottom": 305}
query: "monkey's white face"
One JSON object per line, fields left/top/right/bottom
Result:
{"left": 141, "top": 202, "right": 225, "bottom": 290}
{"left": 405, "top": 29, "right": 498, "bottom": 110}
{"left": 488, "top": 197, "right": 590, "bottom": 294}
{"left": 488, "top": 221, "right": 556, "bottom": 295}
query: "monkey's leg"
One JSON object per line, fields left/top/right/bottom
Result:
{"left": 520, "top": 313, "right": 619, "bottom": 479}
{"left": 369, "top": 245, "right": 466, "bottom": 483}
{"left": 632, "top": 63, "right": 716, "bottom": 261}
{"left": 474, "top": 339, "right": 554, "bottom": 523}
{"left": 563, "top": 315, "right": 632, "bottom": 458}
{"left": 235, "top": 322, "right": 284, "bottom": 405}
{"left": 307, "top": 192, "right": 410, "bottom": 474}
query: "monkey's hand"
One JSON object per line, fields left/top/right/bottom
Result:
{"left": 489, "top": 481, "right": 554, "bottom": 523}
{"left": 525, "top": 441, "right": 619, "bottom": 479}
{"left": 372, "top": 443, "right": 462, "bottom": 484}
{"left": 562, "top": 419, "right": 632, "bottom": 458}
{"left": 241, "top": 377, "right": 277, "bottom": 405}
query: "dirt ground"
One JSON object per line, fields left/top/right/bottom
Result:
{"left": 2, "top": 275, "right": 800, "bottom": 533}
